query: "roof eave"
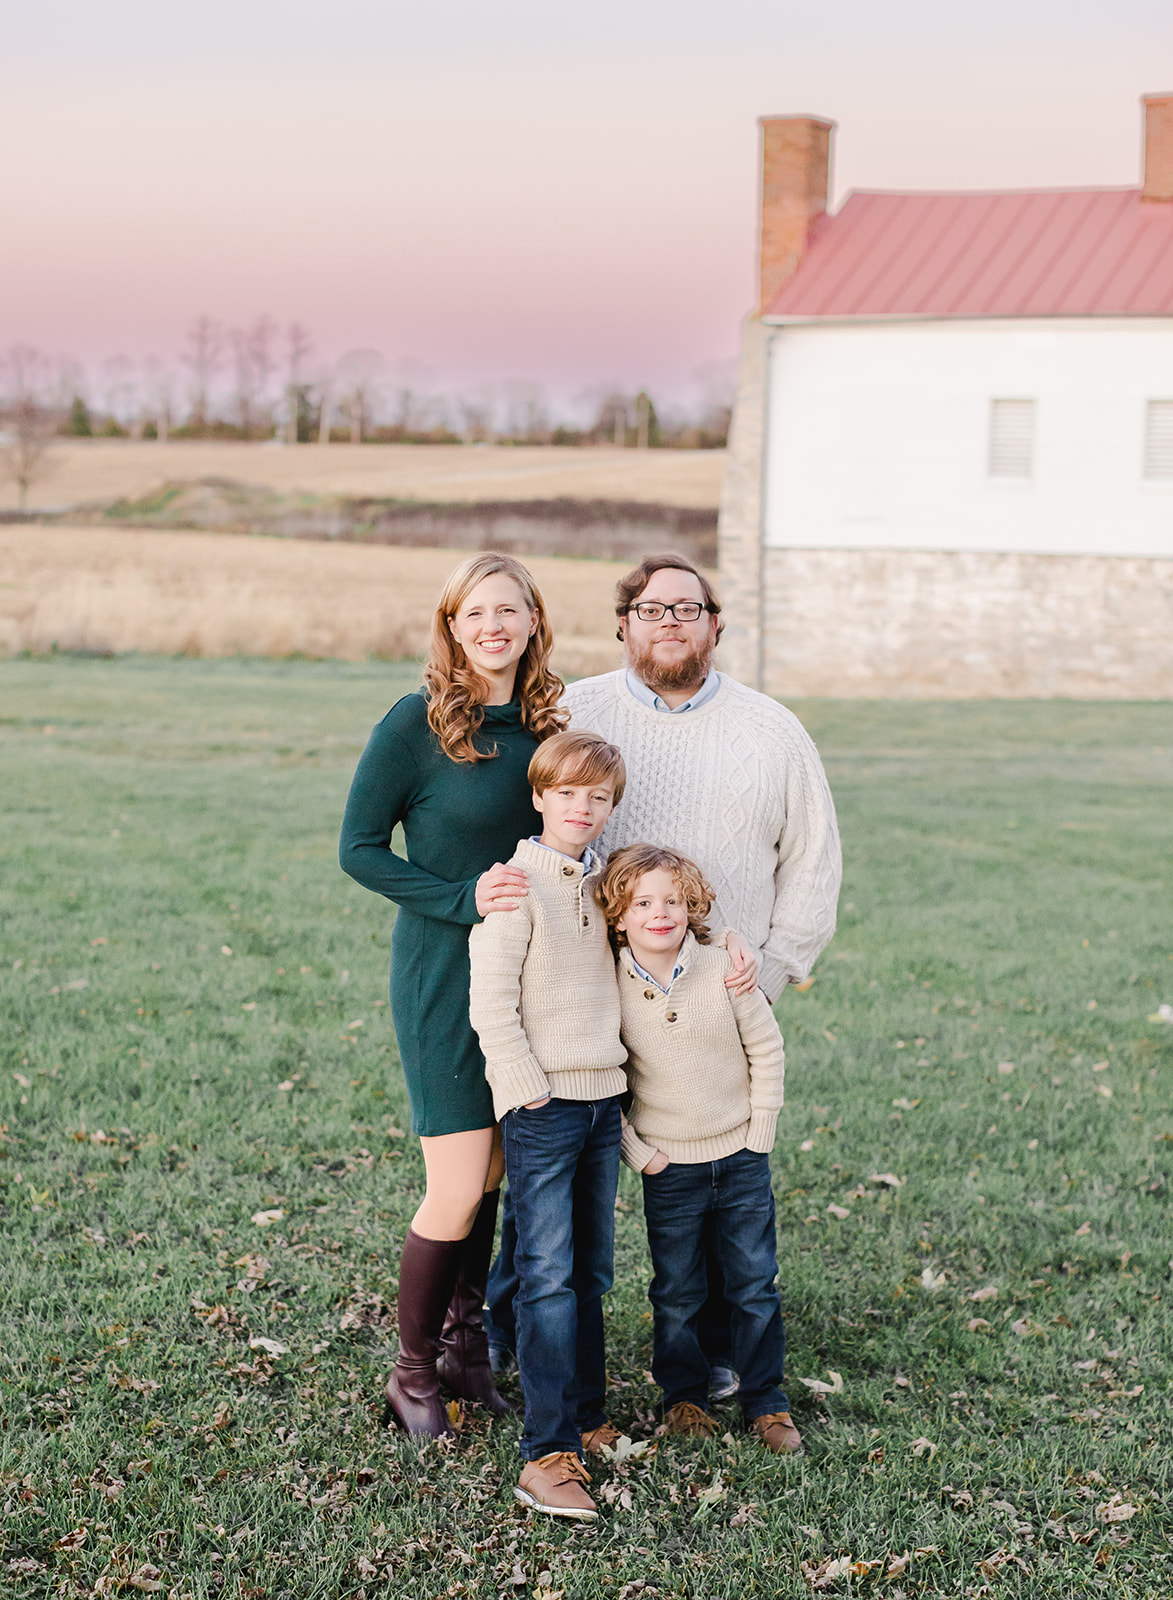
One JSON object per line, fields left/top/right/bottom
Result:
{"left": 760, "top": 309, "right": 1173, "bottom": 324}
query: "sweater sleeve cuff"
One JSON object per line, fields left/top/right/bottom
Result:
{"left": 487, "top": 1059, "right": 551, "bottom": 1121}
{"left": 746, "top": 1108, "right": 780, "bottom": 1154}
{"left": 757, "top": 954, "right": 791, "bottom": 1005}
{"left": 621, "top": 1122, "right": 659, "bottom": 1172}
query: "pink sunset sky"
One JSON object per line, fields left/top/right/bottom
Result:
{"left": 3, "top": 0, "right": 1171, "bottom": 412}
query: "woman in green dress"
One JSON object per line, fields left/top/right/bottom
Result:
{"left": 340, "top": 552, "right": 566, "bottom": 1436}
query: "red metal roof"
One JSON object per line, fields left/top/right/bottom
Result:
{"left": 764, "top": 187, "right": 1173, "bottom": 319}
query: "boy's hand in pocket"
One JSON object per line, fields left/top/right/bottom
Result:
{"left": 643, "top": 1150, "right": 669, "bottom": 1175}
{"left": 523, "top": 1095, "right": 551, "bottom": 1110}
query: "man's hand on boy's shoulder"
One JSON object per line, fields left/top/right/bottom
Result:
{"left": 722, "top": 928, "right": 759, "bottom": 995}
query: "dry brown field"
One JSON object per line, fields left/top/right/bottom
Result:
{"left": 0, "top": 524, "right": 663, "bottom": 676}
{"left": 7, "top": 439, "right": 725, "bottom": 512}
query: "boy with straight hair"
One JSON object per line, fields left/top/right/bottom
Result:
{"left": 598, "top": 842, "right": 801, "bottom": 1456}
{"left": 469, "top": 730, "right": 629, "bottom": 1520}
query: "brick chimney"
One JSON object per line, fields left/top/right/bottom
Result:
{"left": 758, "top": 115, "right": 835, "bottom": 311}
{"left": 1142, "top": 93, "right": 1173, "bottom": 202}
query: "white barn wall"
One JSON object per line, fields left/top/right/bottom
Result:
{"left": 715, "top": 313, "right": 1173, "bottom": 697}
{"left": 763, "top": 318, "right": 1173, "bottom": 559}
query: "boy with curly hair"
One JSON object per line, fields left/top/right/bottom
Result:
{"left": 598, "top": 843, "right": 801, "bottom": 1455}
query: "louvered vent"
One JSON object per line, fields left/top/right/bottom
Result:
{"left": 988, "top": 399, "right": 1036, "bottom": 479}
{"left": 1143, "top": 400, "right": 1173, "bottom": 480}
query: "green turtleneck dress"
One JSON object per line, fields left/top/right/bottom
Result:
{"left": 339, "top": 689, "right": 540, "bottom": 1136}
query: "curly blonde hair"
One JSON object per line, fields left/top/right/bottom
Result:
{"left": 597, "top": 843, "right": 713, "bottom": 948}
{"left": 424, "top": 553, "right": 568, "bottom": 764}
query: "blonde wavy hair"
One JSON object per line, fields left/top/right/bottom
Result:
{"left": 598, "top": 844, "right": 713, "bottom": 948}
{"left": 424, "top": 552, "right": 568, "bottom": 764}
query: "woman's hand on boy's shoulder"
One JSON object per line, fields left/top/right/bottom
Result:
{"left": 723, "top": 929, "right": 760, "bottom": 995}
{"left": 476, "top": 862, "right": 530, "bottom": 916}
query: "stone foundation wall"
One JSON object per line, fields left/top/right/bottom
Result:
{"left": 758, "top": 546, "right": 1173, "bottom": 698}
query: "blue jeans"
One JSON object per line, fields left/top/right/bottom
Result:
{"left": 501, "top": 1095, "right": 622, "bottom": 1461}
{"left": 641, "top": 1148, "right": 788, "bottom": 1422}
{"left": 487, "top": 1193, "right": 735, "bottom": 1369}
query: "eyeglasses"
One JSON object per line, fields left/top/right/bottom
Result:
{"left": 628, "top": 601, "right": 709, "bottom": 623}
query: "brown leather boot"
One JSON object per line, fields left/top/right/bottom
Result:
{"left": 436, "top": 1190, "right": 512, "bottom": 1416}
{"left": 383, "top": 1228, "right": 462, "bottom": 1438}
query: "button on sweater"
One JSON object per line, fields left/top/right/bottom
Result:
{"left": 468, "top": 839, "right": 628, "bottom": 1120}
{"left": 617, "top": 932, "right": 785, "bottom": 1171}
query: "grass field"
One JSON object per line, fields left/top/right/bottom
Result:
{"left": 2, "top": 658, "right": 1172, "bottom": 1599}
{"left": 4, "top": 440, "right": 725, "bottom": 515}
{"left": 0, "top": 529, "right": 636, "bottom": 677}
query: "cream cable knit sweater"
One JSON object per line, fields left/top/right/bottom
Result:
{"left": 468, "top": 839, "right": 628, "bottom": 1121}
{"left": 563, "top": 670, "right": 841, "bottom": 1003}
{"left": 617, "top": 933, "right": 785, "bottom": 1171}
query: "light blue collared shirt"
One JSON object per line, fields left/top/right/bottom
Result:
{"left": 528, "top": 835, "right": 597, "bottom": 874}
{"left": 625, "top": 668, "right": 722, "bottom": 715}
{"left": 629, "top": 953, "right": 686, "bottom": 995}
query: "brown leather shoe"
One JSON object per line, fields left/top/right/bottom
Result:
{"left": 752, "top": 1411, "right": 804, "bottom": 1454}
{"left": 514, "top": 1452, "right": 598, "bottom": 1520}
{"left": 580, "top": 1420, "right": 622, "bottom": 1457}
{"left": 663, "top": 1401, "right": 718, "bottom": 1438}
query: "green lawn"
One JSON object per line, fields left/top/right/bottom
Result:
{"left": 2, "top": 658, "right": 1171, "bottom": 1599}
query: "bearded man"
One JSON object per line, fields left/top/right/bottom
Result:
{"left": 566, "top": 552, "right": 841, "bottom": 1001}
{"left": 482, "top": 555, "right": 841, "bottom": 1429}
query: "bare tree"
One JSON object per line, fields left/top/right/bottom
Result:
{"left": 316, "top": 369, "right": 333, "bottom": 445}
{"left": 100, "top": 355, "right": 137, "bottom": 435}
{"left": 182, "top": 316, "right": 224, "bottom": 430}
{"left": 248, "top": 316, "right": 279, "bottom": 434}
{"left": 391, "top": 357, "right": 436, "bottom": 437}
{"left": 581, "top": 390, "right": 631, "bottom": 447}
{"left": 502, "top": 379, "right": 549, "bottom": 443}
{"left": 455, "top": 383, "right": 498, "bottom": 445}
{"left": 336, "top": 348, "right": 384, "bottom": 443}
{"left": 1, "top": 398, "right": 60, "bottom": 511}
{"left": 143, "top": 358, "right": 175, "bottom": 442}
{"left": 3, "top": 343, "right": 50, "bottom": 402}
{"left": 285, "top": 322, "right": 313, "bottom": 444}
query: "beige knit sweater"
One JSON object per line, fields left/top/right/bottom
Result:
{"left": 564, "top": 670, "right": 841, "bottom": 1002}
{"left": 617, "top": 932, "right": 785, "bottom": 1171}
{"left": 468, "top": 839, "right": 628, "bottom": 1121}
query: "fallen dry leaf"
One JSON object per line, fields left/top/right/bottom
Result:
{"left": 251, "top": 1208, "right": 285, "bottom": 1226}
{"left": 799, "top": 1370, "right": 844, "bottom": 1395}
{"left": 870, "top": 1172, "right": 903, "bottom": 1188}
{"left": 599, "top": 1434, "right": 651, "bottom": 1462}
{"left": 248, "top": 1337, "right": 287, "bottom": 1358}
{"left": 827, "top": 1203, "right": 851, "bottom": 1219}
{"left": 910, "top": 1437, "right": 937, "bottom": 1459}
{"left": 800, "top": 1554, "right": 854, "bottom": 1589}
{"left": 970, "top": 1285, "right": 998, "bottom": 1302}
{"left": 1097, "top": 1495, "right": 1139, "bottom": 1524}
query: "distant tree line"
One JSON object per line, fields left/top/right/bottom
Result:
{"left": 0, "top": 320, "right": 734, "bottom": 478}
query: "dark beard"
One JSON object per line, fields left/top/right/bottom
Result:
{"left": 627, "top": 633, "right": 715, "bottom": 695}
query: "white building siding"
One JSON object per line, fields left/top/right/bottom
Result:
{"left": 763, "top": 317, "right": 1173, "bottom": 559}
